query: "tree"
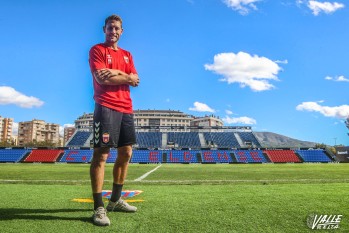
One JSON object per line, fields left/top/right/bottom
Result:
{"left": 0, "top": 141, "right": 12, "bottom": 147}
{"left": 24, "top": 140, "right": 58, "bottom": 148}
{"left": 315, "top": 143, "right": 327, "bottom": 148}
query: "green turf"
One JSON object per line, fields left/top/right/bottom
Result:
{"left": 0, "top": 163, "right": 158, "bottom": 185}
{"left": 144, "top": 163, "right": 349, "bottom": 184}
{"left": 0, "top": 163, "right": 348, "bottom": 232}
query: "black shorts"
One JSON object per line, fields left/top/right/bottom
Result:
{"left": 93, "top": 103, "right": 136, "bottom": 148}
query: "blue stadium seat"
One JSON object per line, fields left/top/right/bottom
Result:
{"left": 131, "top": 150, "right": 162, "bottom": 163}
{"left": 60, "top": 150, "right": 93, "bottom": 163}
{"left": 165, "top": 150, "right": 199, "bottom": 163}
{"left": 237, "top": 132, "right": 261, "bottom": 147}
{"left": 106, "top": 149, "right": 118, "bottom": 163}
{"left": 136, "top": 132, "right": 162, "bottom": 148}
{"left": 295, "top": 149, "right": 332, "bottom": 162}
{"left": 234, "top": 150, "right": 267, "bottom": 163}
{"left": 0, "top": 149, "right": 31, "bottom": 162}
{"left": 167, "top": 132, "right": 201, "bottom": 148}
{"left": 200, "top": 150, "right": 233, "bottom": 163}
{"left": 203, "top": 132, "right": 240, "bottom": 148}
{"left": 66, "top": 131, "right": 91, "bottom": 147}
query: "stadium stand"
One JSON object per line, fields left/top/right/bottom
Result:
{"left": 62, "top": 130, "right": 264, "bottom": 150}
{"left": 60, "top": 149, "right": 93, "bottom": 163}
{"left": 295, "top": 149, "right": 332, "bottom": 162}
{"left": 136, "top": 132, "right": 162, "bottom": 148}
{"left": 0, "top": 149, "right": 31, "bottom": 163}
{"left": 234, "top": 150, "right": 268, "bottom": 163}
{"left": 264, "top": 150, "right": 301, "bottom": 163}
{"left": 237, "top": 132, "right": 261, "bottom": 147}
{"left": 203, "top": 132, "right": 240, "bottom": 148}
{"left": 167, "top": 132, "right": 201, "bottom": 148}
{"left": 0, "top": 146, "right": 335, "bottom": 164}
{"left": 66, "top": 131, "right": 91, "bottom": 147}
{"left": 201, "top": 150, "right": 233, "bottom": 163}
{"left": 106, "top": 149, "right": 118, "bottom": 163}
{"left": 131, "top": 150, "right": 162, "bottom": 163}
{"left": 164, "top": 150, "right": 199, "bottom": 163}
{"left": 24, "top": 149, "right": 64, "bottom": 163}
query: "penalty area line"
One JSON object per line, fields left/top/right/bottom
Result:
{"left": 134, "top": 164, "right": 162, "bottom": 182}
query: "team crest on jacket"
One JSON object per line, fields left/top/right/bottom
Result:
{"left": 102, "top": 133, "right": 110, "bottom": 143}
{"left": 123, "top": 56, "right": 129, "bottom": 63}
{"left": 107, "top": 54, "right": 112, "bottom": 64}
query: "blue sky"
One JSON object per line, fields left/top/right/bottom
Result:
{"left": 0, "top": 0, "right": 348, "bottom": 146}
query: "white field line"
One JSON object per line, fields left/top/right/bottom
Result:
{"left": 0, "top": 178, "right": 348, "bottom": 184}
{"left": 135, "top": 178, "right": 349, "bottom": 183}
{"left": 134, "top": 164, "right": 162, "bottom": 181}
{"left": 0, "top": 179, "right": 92, "bottom": 183}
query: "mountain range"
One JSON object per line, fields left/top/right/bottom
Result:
{"left": 254, "top": 132, "right": 317, "bottom": 148}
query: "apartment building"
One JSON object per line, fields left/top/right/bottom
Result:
{"left": 0, "top": 116, "right": 13, "bottom": 143}
{"left": 18, "top": 119, "right": 60, "bottom": 146}
{"left": 63, "top": 126, "right": 76, "bottom": 145}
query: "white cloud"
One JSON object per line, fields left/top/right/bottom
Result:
{"left": 0, "top": 86, "right": 44, "bottom": 108}
{"left": 222, "top": 116, "right": 257, "bottom": 125}
{"left": 59, "top": 123, "right": 75, "bottom": 136}
{"left": 325, "top": 75, "right": 349, "bottom": 82}
{"left": 225, "top": 110, "right": 233, "bottom": 115}
{"left": 296, "top": 0, "right": 304, "bottom": 6}
{"left": 223, "top": 0, "right": 261, "bottom": 15}
{"left": 275, "top": 59, "right": 288, "bottom": 64}
{"left": 308, "top": 1, "right": 345, "bottom": 15}
{"left": 12, "top": 122, "right": 19, "bottom": 136}
{"left": 296, "top": 101, "right": 349, "bottom": 119}
{"left": 337, "top": 76, "right": 349, "bottom": 82}
{"left": 189, "top": 102, "right": 215, "bottom": 113}
{"left": 204, "top": 52, "right": 282, "bottom": 92}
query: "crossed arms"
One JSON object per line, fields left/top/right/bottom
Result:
{"left": 93, "top": 69, "right": 139, "bottom": 87}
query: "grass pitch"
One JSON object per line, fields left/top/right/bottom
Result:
{"left": 0, "top": 163, "right": 348, "bottom": 232}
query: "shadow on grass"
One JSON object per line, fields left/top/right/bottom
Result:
{"left": 0, "top": 208, "right": 91, "bottom": 222}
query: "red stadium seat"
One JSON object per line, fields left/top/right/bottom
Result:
{"left": 24, "top": 149, "right": 63, "bottom": 163}
{"left": 264, "top": 150, "right": 301, "bottom": 163}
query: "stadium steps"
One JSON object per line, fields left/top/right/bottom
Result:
{"left": 262, "top": 152, "right": 271, "bottom": 163}
{"left": 294, "top": 152, "right": 305, "bottom": 162}
{"left": 162, "top": 133, "right": 167, "bottom": 149}
{"left": 234, "top": 133, "right": 244, "bottom": 147}
{"left": 83, "top": 133, "right": 93, "bottom": 147}
{"left": 325, "top": 147, "right": 338, "bottom": 161}
{"left": 162, "top": 152, "right": 167, "bottom": 163}
{"left": 229, "top": 152, "right": 237, "bottom": 163}
{"left": 251, "top": 131, "right": 262, "bottom": 148}
{"left": 196, "top": 152, "right": 202, "bottom": 163}
{"left": 19, "top": 151, "right": 32, "bottom": 162}
{"left": 64, "top": 131, "right": 75, "bottom": 146}
{"left": 324, "top": 152, "right": 334, "bottom": 162}
{"left": 56, "top": 151, "right": 66, "bottom": 162}
{"left": 198, "top": 133, "right": 207, "bottom": 148}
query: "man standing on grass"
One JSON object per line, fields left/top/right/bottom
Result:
{"left": 89, "top": 14, "right": 140, "bottom": 226}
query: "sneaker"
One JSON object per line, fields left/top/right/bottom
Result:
{"left": 92, "top": 207, "right": 110, "bottom": 226}
{"left": 106, "top": 199, "right": 137, "bottom": 212}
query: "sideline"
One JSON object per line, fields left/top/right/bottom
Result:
{"left": 134, "top": 164, "right": 162, "bottom": 182}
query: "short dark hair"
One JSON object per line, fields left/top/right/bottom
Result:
{"left": 104, "top": 14, "right": 123, "bottom": 27}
